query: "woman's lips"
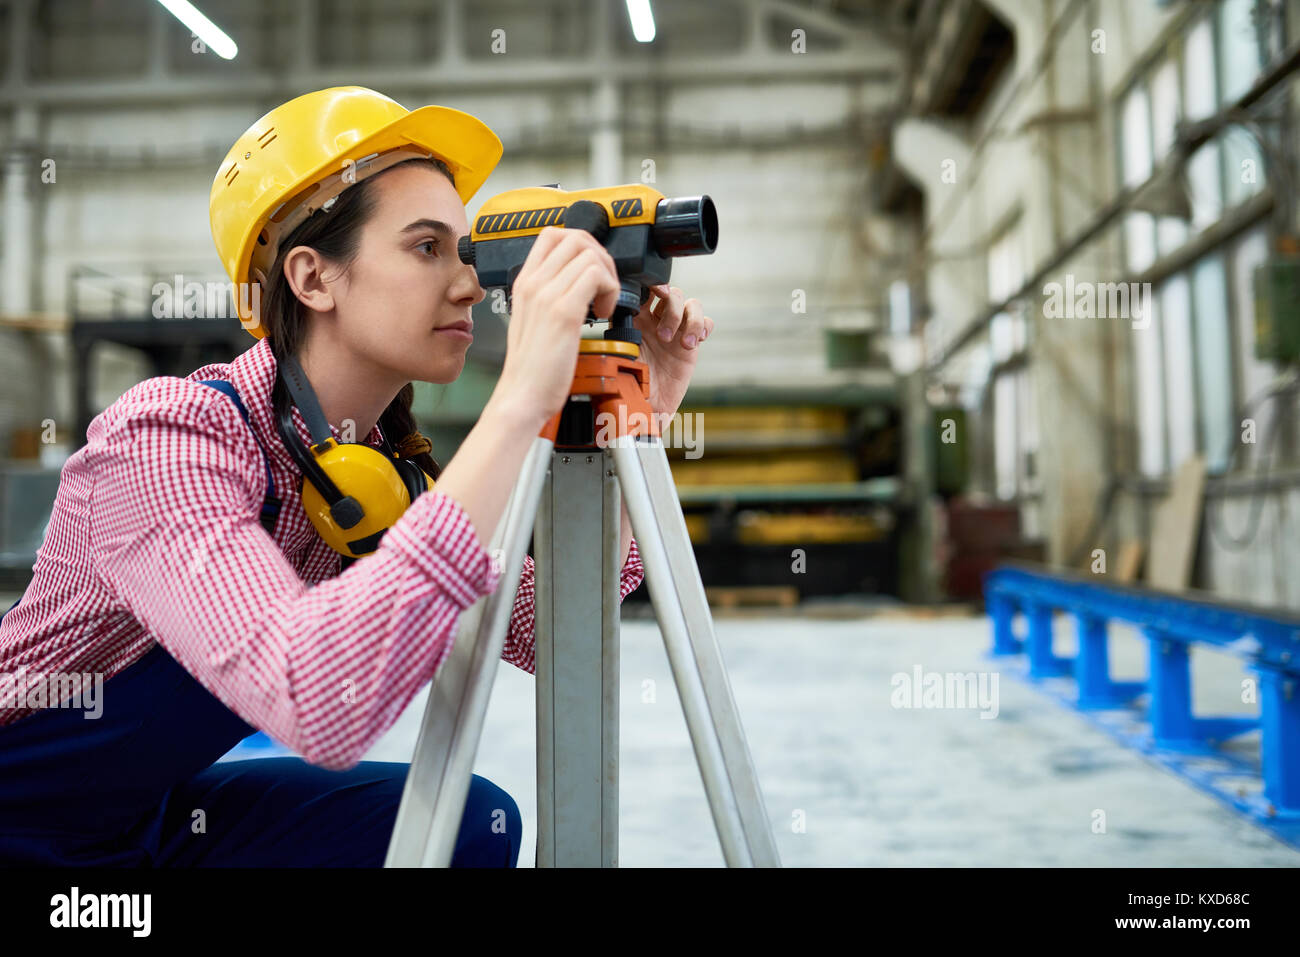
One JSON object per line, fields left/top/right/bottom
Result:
{"left": 435, "top": 320, "right": 473, "bottom": 341}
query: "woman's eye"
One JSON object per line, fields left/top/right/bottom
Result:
{"left": 417, "top": 240, "right": 439, "bottom": 256}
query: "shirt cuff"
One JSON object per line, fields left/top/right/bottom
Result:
{"left": 385, "top": 491, "right": 502, "bottom": 608}
{"left": 619, "top": 536, "right": 645, "bottom": 599}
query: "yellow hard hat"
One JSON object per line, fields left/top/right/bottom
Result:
{"left": 210, "top": 86, "right": 504, "bottom": 339}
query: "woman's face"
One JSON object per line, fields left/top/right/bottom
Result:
{"left": 325, "top": 162, "right": 485, "bottom": 385}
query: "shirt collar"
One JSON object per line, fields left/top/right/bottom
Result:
{"left": 226, "top": 336, "right": 387, "bottom": 475}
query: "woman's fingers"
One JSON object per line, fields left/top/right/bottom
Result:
{"left": 516, "top": 228, "right": 616, "bottom": 321}
{"left": 517, "top": 228, "right": 604, "bottom": 293}
{"left": 649, "top": 285, "right": 686, "bottom": 342}
{"left": 645, "top": 285, "right": 711, "bottom": 349}
{"left": 543, "top": 245, "right": 619, "bottom": 324}
{"left": 678, "top": 298, "right": 708, "bottom": 348}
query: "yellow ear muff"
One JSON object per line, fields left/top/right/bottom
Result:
{"left": 300, "top": 440, "right": 421, "bottom": 558}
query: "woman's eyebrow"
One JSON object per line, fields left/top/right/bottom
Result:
{"left": 399, "top": 218, "right": 455, "bottom": 238}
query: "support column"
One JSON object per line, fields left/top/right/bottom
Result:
{"left": 1026, "top": 603, "right": 1069, "bottom": 677}
{"left": 440, "top": 0, "right": 463, "bottom": 68}
{"left": 2, "top": 104, "right": 38, "bottom": 316}
{"left": 590, "top": 79, "right": 620, "bottom": 187}
{"left": 1257, "top": 666, "right": 1300, "bottom": 815}
{"left": 293, "top": 0, "right": 319, "bottom": 74}
{"left": 988, "top": 593, "right": 1021, "bottom": 656}
{"left": 1145, "top": 629, "right": 1258, "bottom": 750}
{"left": 1146, "top": 630, "right": 1197, "bottom": 746}
{"left": 1074, "top": 612, "right": 1144, "bottom": 708}
{"left": 534, "top": 451, "right": 623, "bottom": 867}
{"left": 588, "top": 0, "right": 620, "bottom": 187}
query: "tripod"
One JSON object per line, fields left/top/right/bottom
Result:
{"left": 384, "top": 337, "right": 780, "bottom": 867}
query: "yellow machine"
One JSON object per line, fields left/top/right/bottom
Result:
{"left": 459, "top": 183, "right": 717, "bottom": 343}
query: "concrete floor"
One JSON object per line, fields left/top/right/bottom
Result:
{"left": 7, "top": 584, "right": 1297, "bottom": 866}
{"left": 362, "top": 604, "right": 1300, "bottom": 866}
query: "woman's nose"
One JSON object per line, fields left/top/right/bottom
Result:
{"left": 454, "top": 261, "right": 487, "bottom": 305}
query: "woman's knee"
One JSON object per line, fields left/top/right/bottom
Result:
{"left": 454, "top": 774, "right": 522, "bottom": 868}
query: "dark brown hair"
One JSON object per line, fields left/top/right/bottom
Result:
{"left": 261, "top": 156, "right": 454, "bottom": 481}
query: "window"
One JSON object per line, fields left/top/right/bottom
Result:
{"left": 1183, "top": 17, "right": 1217, "bottom": 121}
{"left": 1134, "top": 294, "right": 1167, "bottom": 477}
{"left": 1191, "top": 254, "right": 1235, "bottom": 471}
{"left": 1160, "top": 274, "right": 1199, "bottom": 470}
{"left": 1218, "top": 0, "right": 1264, "bottom": 102}
{"left": 1118, "top": 3, "right": 1282, "bottom": 479}
{"left": 1182, "top": 17, "right": 1226, "bottom": 235}
{"left": 1151, "top": 58, "right": 1189, "bottom": 255}
{"left": 888, "top": 279, "right": 912, "bottom": 336}
{"left": 1228, "top": 227, "right": 1274, "bottom": 469}
{"left": 1230, "top": 227, "right": 1272, "bottom": 403}
{"left": 1121, "top": 84, "right": 1157, "bottom": 273}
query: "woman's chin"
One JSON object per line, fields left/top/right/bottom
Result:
{"left": 418, "top": 355, "right": 467, "bottom": 385}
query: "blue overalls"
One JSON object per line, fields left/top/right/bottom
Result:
{"left": 0, "top": 382, "right": 522, "bottom": 867}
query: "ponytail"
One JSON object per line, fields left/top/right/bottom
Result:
{"left": 379, "top": 383, "right": 442, "bottom": 482}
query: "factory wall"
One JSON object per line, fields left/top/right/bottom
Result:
{"left": 897, "top": 0, "right": 1300, "bottom": 608}
{"left": 2, "top": 74, "right": 884, "bottom": 451}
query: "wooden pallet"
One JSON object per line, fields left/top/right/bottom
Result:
{"left": 705, "top": 585, "right": 800, "bottom": 609}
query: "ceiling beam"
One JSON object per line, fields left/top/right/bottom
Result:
{"left": 748, "top": 0, "right": 910, "bottom": 47}
{"left": 2, "top": 52, "right": 898, "bottom": 107}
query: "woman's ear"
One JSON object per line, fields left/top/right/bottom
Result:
{"left": 282, "top": 245, "right": 336, "bottom": 313}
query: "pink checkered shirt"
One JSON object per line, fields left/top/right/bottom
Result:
{"left": 0, "top": 336, "right": 644, "bottom": 769}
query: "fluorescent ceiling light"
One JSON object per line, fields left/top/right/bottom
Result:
{"left": 155, "top": 0, "right": 238, "bottom": 60}
{"left": 625, "top": 0, "right": 656, "bottom": 43}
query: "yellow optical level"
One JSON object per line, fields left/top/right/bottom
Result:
{"left": 458, "top": 183, "right": 718, "bottom": 343}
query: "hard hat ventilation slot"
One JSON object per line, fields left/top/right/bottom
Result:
{"left": 257, "top": 127, "right": 277, "bottom": 148}
{"left": 269, "top": 182, "right": 319, "bottom": 223}
{"left": 223, "top": 163, "right": 239, "bottom": 186}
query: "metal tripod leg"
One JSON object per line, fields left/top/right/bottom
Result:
{"left": 533, "top": 447, "right": 624, "bottom": 866}
{"left": 386, "top": 422, "right": 780, "bottom": 867}
{"left": 609, "top": 435, "right": 782, "bottom": 867}
{"left": 384, "top": 435, "right": 554, "bottom": 867}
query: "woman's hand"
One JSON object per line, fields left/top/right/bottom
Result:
{"left": 493, "top": 227, "right": 621, "bottom": 426}
{"left": 631, "top": 283, "right": 714, "bottom": 421}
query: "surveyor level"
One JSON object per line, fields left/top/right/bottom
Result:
{"left": 384, "top": 337, "right": 781, "bottom": 867}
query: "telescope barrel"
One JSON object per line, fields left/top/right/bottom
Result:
{"left": 652, "top": 196, "right": 718, "bottom": 257}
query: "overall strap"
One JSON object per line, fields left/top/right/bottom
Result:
{"left": 198, "top": 379, "right": 282, "bottom": 536}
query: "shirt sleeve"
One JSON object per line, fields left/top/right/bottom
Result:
{"left": 85, "top": 380, "right": 501, "bottom": 771}
{"left": 500, "top": 537, "right": 645, "bottom": 675}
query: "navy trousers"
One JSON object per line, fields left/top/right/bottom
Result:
{"left": 0, "top": 634, "right": 521, "bottom": 867}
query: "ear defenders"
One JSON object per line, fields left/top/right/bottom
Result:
{"left": 275, "top": 354, "right": 435, "bottom": 559}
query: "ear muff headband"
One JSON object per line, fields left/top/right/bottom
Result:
{"left": 274, "top": 359, "right": 430, "bottom": 555}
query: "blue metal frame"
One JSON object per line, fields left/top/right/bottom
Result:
{"left": 985, "top": 563, "right": 1300, "bottom": 850}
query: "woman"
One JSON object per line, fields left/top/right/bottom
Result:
{"left": 0, "top": 87, "right": 713, "bottom": 867}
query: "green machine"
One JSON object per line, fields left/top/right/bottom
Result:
{"left": 1254, "top": 258, "right": 1300, "bottom": 364}
{"left": 932, "top": 406, "right": 969, "bottom": 497}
